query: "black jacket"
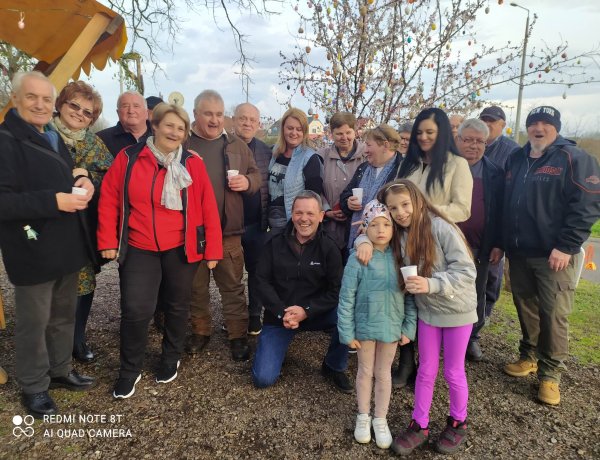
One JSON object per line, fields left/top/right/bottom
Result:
{"left": 256, "top": 221, "right": 343, "bottom": 326}
{"left": 0, "top": 110, "right": 88, "bottom": 285}
{"left": 244, "top": 137, "right": 272, "bottom": 231}
{"left": 97, "top": 121, "right": 152, "bottom": 158}
{"left": 473, "top": 156, "right": 504, "bottom": 261}
{"left": 502, "top": 135, "right": 600, "bottom": 257}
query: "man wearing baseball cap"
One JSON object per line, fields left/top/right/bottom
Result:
{"left": 501, "top": 105, "right": 600, "bottom": 405}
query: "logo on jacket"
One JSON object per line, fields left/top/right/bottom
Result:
{"left": 534, "top": 166, "right": 562, "bottom": 176}
{"left": 309, "top": 261, "right": 321, "bottom": 266}
{"left": 585, "top": 175, "right": 600, "bottom": 185}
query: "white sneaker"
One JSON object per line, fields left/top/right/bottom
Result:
{"left": 354, "top": 413, "right": 372, "bottom": 443}
{"left": 372, "top": 417, "right": 392, "bottom": 449}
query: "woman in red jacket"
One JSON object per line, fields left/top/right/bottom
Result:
{"left": 98, "top": 103, "right": 222, "bottom": 399}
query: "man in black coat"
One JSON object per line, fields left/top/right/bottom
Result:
{"left": 502, "top": 106, "right": 600, "bottom": 406}
{"left": 0, "top": 72, "right": 96, "bottom": 418}
{"left": 455, "top": 119, "right": 504, "bottom": 362}
{"left": 252, "top": 191, "right": 352, "bottom": 393}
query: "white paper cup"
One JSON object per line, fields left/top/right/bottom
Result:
{"left": 72, "top": 187, "right": 87, "bottom": 196}
{"left": 400, "top": 265, "right": 418, "bottom": 280}
{"left": 352, "top": 187, "right": 364, "bottom": 202}
{"left": 227, "top": 169, "right": 239, "bottom": 178}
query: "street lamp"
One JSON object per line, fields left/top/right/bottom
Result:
{"left": 511, "top": 2, "right": 530, "bottom": 144}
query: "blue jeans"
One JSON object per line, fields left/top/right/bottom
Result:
{"left": 252, "top": 308, "right": 349, "bottom": 388}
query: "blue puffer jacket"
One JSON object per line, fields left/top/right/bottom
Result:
{"left": 337, "top": 247, "right": 417, "bottom": 344}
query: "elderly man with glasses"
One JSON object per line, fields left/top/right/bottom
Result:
{"left": 455, "top": 119, "right": 505, "bottom": 362}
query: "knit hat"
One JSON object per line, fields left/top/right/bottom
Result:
{"left": 362, "top": 199, "right": 392, "bottom": 228}
{"left": 525, "top": 106, "right": 561, "bottom": 132}
{"left": 480, "top": 106, "right": 506, "bottom": 121}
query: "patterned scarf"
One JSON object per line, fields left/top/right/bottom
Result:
{"left": 51, "top": 116, "right": 86, "bottom": 147}
{"left": 348, "top": 154, "right": 398, "bottom": 248}
{"left": 146, "top": 136, "right": 192, "bottom": 211}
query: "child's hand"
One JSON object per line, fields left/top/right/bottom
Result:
{"left": 399, "top": 335, "right": 410, "bottom": 346}
{"left": 349, "top": 339, "right": 361, "bottom": 350}
{"left": 405, "top": 275, "right": 429, "bottom": 295}
{"left": 356, "top": 243, "right": 373, "bottom": 266}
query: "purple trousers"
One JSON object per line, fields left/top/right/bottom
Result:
{"left": 412, "top": 319, "right": 472, "bottom": 428}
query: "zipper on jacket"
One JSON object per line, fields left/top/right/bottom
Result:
{"left": 116, "top": 155, "right": 130, "bottom": 258}
{"left": 514, "top": 155, "right": 540, "bottom": 249}
{"left": 151, "top": 168, "right": 161, "bottom": 251}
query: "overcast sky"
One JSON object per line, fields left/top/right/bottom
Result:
{"left": 90, "top": 0, "right": 600, "bottom": 135}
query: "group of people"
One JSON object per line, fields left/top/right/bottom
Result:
{"left": 1, "top": 70, "right": 599, "bottom": 456}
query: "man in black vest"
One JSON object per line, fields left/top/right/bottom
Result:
{"left": 0, "top": 72, "right": 96, "bottom": 418}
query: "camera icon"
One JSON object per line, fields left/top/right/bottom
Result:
{"left": 12, "top": 415, "right": 35, "bottom": 438}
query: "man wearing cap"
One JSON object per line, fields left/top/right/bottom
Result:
{"left": 97, "top": 90, "right": 152, "bottom": 157}
{"left": 502, "top": 106, "right": 600, "bottom": 405}
{"left": 478, "top": 105, "right": 520, "bottom": 337}
{"left": 145, "top": 95, "right": 164, "bottom": 120}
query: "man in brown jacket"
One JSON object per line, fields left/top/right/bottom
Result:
{"left": 185, "top": 90, "right": 261, "bottom": 361}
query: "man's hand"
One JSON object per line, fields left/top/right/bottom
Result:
{"left": 548, "top": 248, "right": 571, "bottom": 272}
{"left": 74, "top": 176, "right": 94, "bottom": 202}
{"left": 207, "top": 260, "right": 218, "bottom": 270}
{"left": 349, "top": 339, "right": 361, "bottom": 350}
{"left": 56, "top": 193, "right": 90, "bottom": 212}
{"left": 228, "top": 174, "right": 250, "bottom": 192}
{"left": 283, "top": 305, "right": 307, "bottom": 329}
{"left": 325, "top": 210, "right": 347, "bottom": 222}
{"left": 399, "top": 335, "right": 410, "bottom": 346}
{"left": 347, "top": 196, "right": 362, "bottom": 212}
{"left": 101, "top": 249, "right": 117, "bottom": 260}
{"left": 356, "top": 242, "right": 373, "bottom": 266}
{"left": 489, "top": 248, "right": 504, "bottom": 265}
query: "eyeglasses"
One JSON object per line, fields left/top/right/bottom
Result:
{"left": 458, "top": 136, "right": 486, "bottom": 147}
{"left": 65, "top": 100, "right": 94, "bottom": 119}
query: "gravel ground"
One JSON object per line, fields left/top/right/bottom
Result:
{"left": 1, "top": 262, "right": 599, "bottom": 459}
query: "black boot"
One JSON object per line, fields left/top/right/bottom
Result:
{"left": 392, "top": 342, "right": 416, "bottom": 389}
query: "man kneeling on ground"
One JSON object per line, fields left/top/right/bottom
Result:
{"left": 252, "top": 190, "right": 352, "bottom": 393}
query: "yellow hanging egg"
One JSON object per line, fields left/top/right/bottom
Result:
{"left": 506, "top": 127, "right": 513, "bottom": 135}
{"left": 431, "top": 23, "right": 437, "bottom": 30}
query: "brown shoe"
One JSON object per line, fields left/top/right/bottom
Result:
{"left": 504, "top": 358, "right": 538, "bottom": 377}
{"left": 538, "top": 380, "right": 560, "bottom": 405}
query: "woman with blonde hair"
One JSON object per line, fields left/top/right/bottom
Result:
{"left": 268, "top": 108, "right": 323, "bottom": 232}
{"left": 340, "top": 124, "right": 403, "bottom": 249}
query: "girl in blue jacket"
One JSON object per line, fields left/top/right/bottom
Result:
{"left": 338, "top": 199, "right": 417, "bottom": 449}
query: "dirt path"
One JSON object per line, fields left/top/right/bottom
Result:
{"left": 1, "top": 263, "right": 598, "bottom": 459}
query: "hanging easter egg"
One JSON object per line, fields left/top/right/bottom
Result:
{"left": 305, "top": 46, "right": 311, "bottom": 54}
{"left": 446, "top": 44, "right": 451, "bottom": 50}
{"left": 360, "top": 6, "right": 367, "bottom": 16}
{"left": 316, "top": 5, "right": 322, "bottom": 13}
{"left": 333, "top": 0, "right": 338, "bottom": 7}
{"left": 468, "top": 40, "right": 472, "bottom": 46}
{"left": 308, "top": 108, "right": 313, "bottom": 115}
{"left": 287, "top": 84, "right": 290, "bottom": 90}
{"left": 329, "top": 22, "right": 334, "bottom": 30}
{"left": 562, "top": 92, "right": 567, "bottom": 99}
{"left": 408, "top": 0, "right": 415, "bottom": 3}
{"left": 544, "top": 66, "right": 550, "bottom": 73}
{"left": 298, "top": 27, "right": 304, "bottom": 34}
{"left": 476, "top": 90, "right": 481, "bottom": 96}
{"left": 407, "top": 37, "right": 412, "bottom": 43}
{"left": 576, "top": 59, "right": 581, "bottom": 64}
{"left": 485, "top": 6, "right": 490, "bottom": 14}
{"left": 327, "top": 53, "right": 332, "bottom": 61}
{"left": 368, "top": 67, "right": 374, "bottom": 76}
{"left": 393, "top": 63, "right": 398, "bottom": 69}
{"left": 506, "top": 127, "right": 513, "bottom": 135}
{"left": 325, "top": 70, "right": 331, "bottom": 76}
{"left": 294, "top": 5, "right": 298, "bottom": 11}
{"left": 405, "top": 7, "right": 410, "bottom": 15}
{"left": 18, "top": 20, "right": 25, "bottom": 29}
{"left": 368, "top": 0, "right": 375, "bottom": 4}
{"left": 307, "top": 1, "right": 313, "bottom": 8}
{"left": 384, "top": 86, "right": 391, "bottom": 96}
{"left": 561, "top": 52, "right": 567, "bottom": 59}
{"left": 360, "top": 83, "right": 366, "bottom": 92}
{"left": 471, "top": 59, "right": 477, "bottom": 66}
{"left": 346, "top": 102, "right": 353, "bottom": 109}
{"left": 498, "top": 0, "right": 504, "bottom": 4}
{"left": 470, "top": 92, "right": 476, "bottom": 101}
{"left": 431, "top": 23, "right": 437, "bottom": 30}
{"left": 538, "top": 73, "right": 542, "bottom": 78}
{"left": 528, "top": 62, "right": 534, "bottom": 69}
{"left": 446, "top": 52, "right": 451, "bottom": 58}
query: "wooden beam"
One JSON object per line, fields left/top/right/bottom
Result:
{"left": 46, "top": 12, "right": 112, "bottom": 91}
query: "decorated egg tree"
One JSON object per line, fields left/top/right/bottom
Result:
{"left": 279, "top": 0, "right": 598, "bottom": 124}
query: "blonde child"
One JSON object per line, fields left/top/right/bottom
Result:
{"left": 338, "top": 199, "right": 417, "bottom": 449}
{"left": 355, "top": 180, "right": 477, "bottom": 455}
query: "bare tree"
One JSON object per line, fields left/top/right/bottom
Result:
{"left": 0, "top": 42, "right": 36, "bottom": 107}
{"left": 279, "top": 0, "right": 600, "bottom": 124}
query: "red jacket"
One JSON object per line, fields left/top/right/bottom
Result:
{"left": 97, "top": 143, "right": 222, "bottom": 263}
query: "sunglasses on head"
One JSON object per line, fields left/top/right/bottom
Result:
{"left": 65, "top": 100, "right": 94, "bottom": 119}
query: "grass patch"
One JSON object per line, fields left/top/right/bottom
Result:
{"left": 490, "top": 279, "right": 600, "bottom": 365}
{"left": 591, "top": 220, "right": 600, "bottom": 238}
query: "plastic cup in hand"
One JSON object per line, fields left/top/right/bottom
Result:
{"left": 72, "top": 187, "right": 87, "bottom": 196}
{"left": 227, "top": 169, "right": 239, "bottom": 178}
{"left": 352, "top": 188, "right": 364, "bottom": 203}
{"left": 400, "top": 265, "right": 418, "bottom": 281}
